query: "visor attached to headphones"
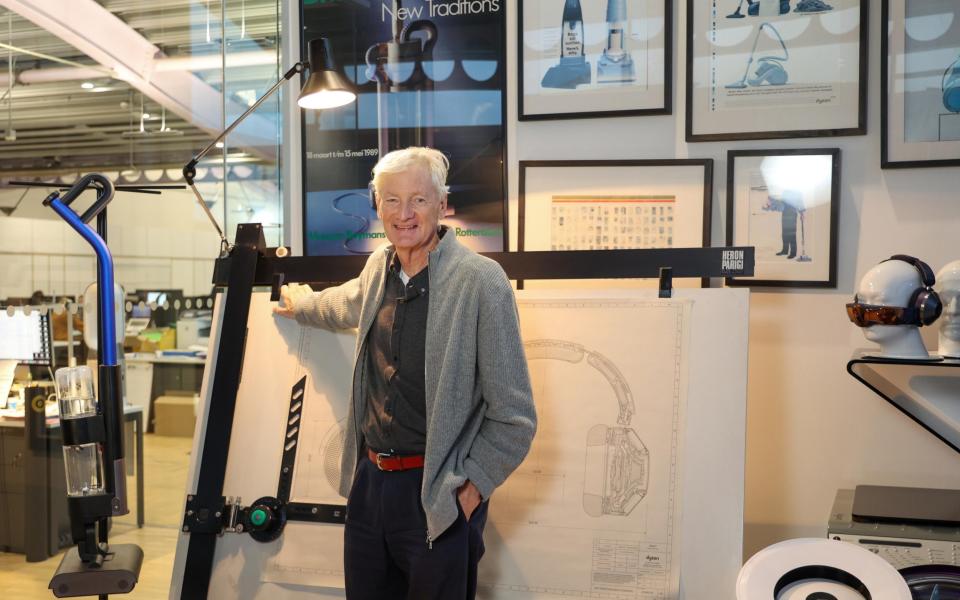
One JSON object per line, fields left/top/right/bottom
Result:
{"left": 846, "top": 301, "right": 923, "bottom": 328}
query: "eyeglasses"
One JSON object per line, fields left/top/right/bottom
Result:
{"left": 845, "top": 302, "right": 918, "bottom": 327}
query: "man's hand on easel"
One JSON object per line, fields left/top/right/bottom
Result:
{"left": 273, "top": 283, "right": 314, "bottom": 319}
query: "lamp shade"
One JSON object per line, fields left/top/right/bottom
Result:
{"left": 297, "top": 37, "right": 356, "bottom": 110}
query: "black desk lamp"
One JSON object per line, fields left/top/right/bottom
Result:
{"left": 182, "top": 37, "right": 356, "bottom": 255}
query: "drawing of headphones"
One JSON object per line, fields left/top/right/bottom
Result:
{"left": 524, "top": 339, "right": 649, "bottom": 518}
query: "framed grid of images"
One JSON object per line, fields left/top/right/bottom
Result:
{"left": 518, "top": 160, "right": 713, "bottom": 289}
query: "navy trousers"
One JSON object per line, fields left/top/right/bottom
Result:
{"left": 343, "top": 457, "right": 489, "bottom": 600}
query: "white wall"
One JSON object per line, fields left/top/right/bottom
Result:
{"left": 0, "top": 187, "right": 223, "bottom": 299}
{"left": 278, "top": 2, "right": 960, "bottom": 564}
{"left": 506, "top": 3, "right": 960, "bottom": 561}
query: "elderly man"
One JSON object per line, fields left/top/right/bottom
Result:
{"left": 275, "top": 146, "right": 536, "bottom": 600}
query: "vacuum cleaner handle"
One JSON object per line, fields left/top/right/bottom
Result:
{"left": 42, "top": 175, "right": 119, "bottom": 366}
{"left": 44, "top": 173, "right": 115, "bottom": 223}
{"left": 758, "top": 22, "right": 789, "bottom": 62}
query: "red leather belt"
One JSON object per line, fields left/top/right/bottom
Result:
{"left": 367, "top": 448, "right": 425, "bottom": 472}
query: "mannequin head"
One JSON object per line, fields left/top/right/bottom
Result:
{"left": 937, "top": 260, "right": 960, "bottom": 358}
{"left": 854, "top": 259, "right": 931, "bottom": 359}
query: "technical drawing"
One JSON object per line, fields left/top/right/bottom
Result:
{"left": 584, "top": 424, "right": 650, "bottom": 517}
{"left": 525, "top": 338, "right": 650, "bottom": 518}
{"left": 524, "top": 339, "right": 635, "bottom": 425}
{"left": 321, "top": 419, "right": 347, "bottom": 492}
{"left": 478, "top": 298, "right": 689, "bottom": 599}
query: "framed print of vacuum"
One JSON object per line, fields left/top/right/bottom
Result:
{"left": 881, "top": 0, "right": 960, "bottom": 168}
{"left": 726, "top": 149, "right": 840, "bottom": 288}
{"left": 686, "top": 0, "right": 868, "bottom": 142}
{"left": 518, "top": 159, "right": 712, "bottom": 253}
{"left": 518, "top": 0, "right": 671, "bottom": 120}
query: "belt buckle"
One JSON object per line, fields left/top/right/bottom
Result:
{"left": 376, "top": 452, "right": 392, "bottom": 471}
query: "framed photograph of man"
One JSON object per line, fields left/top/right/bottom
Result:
{"left": 726, "top": 149, "right": 840, "bottom": 288}
{"left": 686, "top": 0, "right": 867, "bottom": 141}
{"left": 882, "top": 0, "right": 960, "bottom": 168}
{"left": 518, "top": 0, "right": 671, "bottom": 120}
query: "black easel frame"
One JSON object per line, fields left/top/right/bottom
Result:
{"left": 178, "top": 223, "right": 754, "bottom": 599}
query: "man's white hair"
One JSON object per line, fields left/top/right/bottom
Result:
{"left": 371, "top": 146, "right": 450, "bottom": 200}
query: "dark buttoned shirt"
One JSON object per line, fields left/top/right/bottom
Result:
{"left": 361, "top": 255, "right": 429, "bottom": 455}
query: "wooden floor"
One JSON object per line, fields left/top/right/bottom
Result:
{"left": 0, "top": 433, "right": 193, "bottom": 598}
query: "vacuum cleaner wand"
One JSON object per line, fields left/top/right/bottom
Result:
{"left": 726, "top": 22, "right": 789, "bottom": 89}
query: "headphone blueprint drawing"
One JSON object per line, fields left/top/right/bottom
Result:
{"left": 524, "top": 339, "right": 650, "bottom": 518}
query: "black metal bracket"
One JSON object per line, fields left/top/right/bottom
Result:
{"left": 277, "top": 377, "right": 306, "bottom": 504}
{"left": 181, "top": 495, "right": 228, "bottom": 535}
{"left": 270, "top": 273, "right": 286, "bottom": 302}
{"left": 658, "top": 267, "right": 673, "bottom": 298}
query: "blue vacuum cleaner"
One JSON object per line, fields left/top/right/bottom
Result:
{"left": 726, "top": 22, "right": 789, "bottom": 89}
{"left": 944, "top": 55, "right": 960, "bottom": 113}
{"left": 43, "top": 174, "right": 143, "bottom": 598}
{"left": 541, "top": 0, "right": 591, "bottom": 89}
{"left": 727, "top": 0, "right": 791, "bottom": 18}
{"left": 597, "top": 0, "right": 635, "bottom": 84}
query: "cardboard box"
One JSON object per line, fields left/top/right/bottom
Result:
{"left": 154, "top": 394, "right": 196, "bottom": 437}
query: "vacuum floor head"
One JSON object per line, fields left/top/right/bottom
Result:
{"left": 597, "top": 54, "right": 635, "bottom": 84}
{"left": 541, "top": 59, "right": 591, "bottom": 89}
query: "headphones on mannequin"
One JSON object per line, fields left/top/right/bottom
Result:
{"left": 882, "top": 255, "right": 943, "bottom": 326}
{"left": 847, "top": 255, "right": 942, "bottom": 327}
{"left": 524, "top": 339, "right": 649, "bottom": 518}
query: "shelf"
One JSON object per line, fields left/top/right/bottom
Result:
{"left": 847, "top": 351, "right": 960, "bottom": 455}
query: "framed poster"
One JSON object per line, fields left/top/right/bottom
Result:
{"left": 726, "top": 149, "right": 839, "bottom": 288}
{"left": 518, "top": 160, "right": 712, "bottom": 252}
{"left": 686, "top": 0, "right": 867, "bottom": 142}
{"left": 518, "top": 0, "right": 671, "bottom": 120}
{"left": 882, "top": 0, "right": 960, "bottom": 168}
{"left": 301, "top": 1, "right": 507, "bottom": 256}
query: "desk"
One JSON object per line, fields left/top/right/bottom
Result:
{"left": 125, "top": 354, "right": 205, "bottom": 433}
{"left": 0, "top": 405, "right": 143, "bottom": 562}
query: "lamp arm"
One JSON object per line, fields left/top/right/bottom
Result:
{"left": 182, "top": 61, "right": 307, "bottom": 255}
{"left": 183, "top": 61, "right": 307, "bottom": 183}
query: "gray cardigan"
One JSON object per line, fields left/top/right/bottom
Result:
{"left": 294, "top": 227, "right": 536, "bottom": 541}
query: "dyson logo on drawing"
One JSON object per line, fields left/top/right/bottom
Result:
{"left": 381, "top": 0, "right": 501, "bottom": 21}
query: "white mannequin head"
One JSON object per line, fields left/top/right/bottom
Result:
{"left": 856, "top": 259, "right": 929, "bottom": 359}
{"left": 937, "top": 260, "right": 960, "bottom": 358}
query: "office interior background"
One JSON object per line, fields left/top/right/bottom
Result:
{"left": 1, "top": 0, "right": 960, "bottom": 598}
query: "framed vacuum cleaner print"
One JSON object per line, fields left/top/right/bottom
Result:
{"left": 686, "top": 0, "right": 867, "bottom": 142}
{"left": 882, "top": 0, "right": 960, "bottom": 168}
{"left": 518, "top": 160, "right": 713, "bottom": 253}
{"left": 726, "top": 149, "right": 839, "bottom": 288}
{"left": 518, "top": 0, "right": 671, "bottom": 120}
